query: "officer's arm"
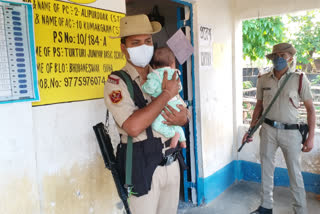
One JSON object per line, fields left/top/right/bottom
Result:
{"left": 122, "top": 71, "right": 180, "bottom": 137}
{"left": 304, "top": 99, "right": 315, "bottom": 142}
{"left": 250, "top": 100, "right": 263, "bottom": 128}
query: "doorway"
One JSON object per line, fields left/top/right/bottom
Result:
{"left": 125, "top": 0, "right": 198, "bottom": 204}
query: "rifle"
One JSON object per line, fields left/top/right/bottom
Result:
{"left": 237, "top": 123, "right": 259, "bottom": 152}
{"left": 93, "top": 122, "right": 131, "bottom": 214}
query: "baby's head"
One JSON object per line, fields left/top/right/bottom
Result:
{"left": 151, "top": 47, "right": 176, "bottom": 69}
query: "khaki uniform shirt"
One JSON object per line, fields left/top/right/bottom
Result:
{"left": 256, "top": 68, "right": 313, "bottom": 124}
{"left": 104, "top": 62, "right": 173, "bottom": 144}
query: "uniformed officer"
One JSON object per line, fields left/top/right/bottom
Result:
{"left": 242, "top": 43, "right": 316, "bottom": 214}
{"left": 104, "top": 14, "right": 188, "bottom": 214}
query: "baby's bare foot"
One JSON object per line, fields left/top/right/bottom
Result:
{"left": 180, "top": 141, "right": 186, "bottom": 148}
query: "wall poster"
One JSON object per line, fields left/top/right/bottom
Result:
{"left": 199, "top": 25, "right": 213, "bottom": 70}
{"left": 23, "top": 0, "right": 125, "bottom": 106}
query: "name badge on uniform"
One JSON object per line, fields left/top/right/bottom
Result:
{"left": 107, "top": 76, "right": 119, "bottom": 85}
{"left": 109, "top": 90, "right": 122, "bottom": 104}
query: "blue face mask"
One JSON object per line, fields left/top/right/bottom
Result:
{"left": 272, "top": 56, "right": 288, "bottom": 71}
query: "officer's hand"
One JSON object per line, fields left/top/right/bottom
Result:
{"left": 302, "top": 137, "right": 314, "bottom": 152}
{"left": 162, "top": 71, "right": 180, "bottom": 99}
{"left": 162, "top": 104, "right": 188, "bottom": 126}
{"left": 242, "top": 132, "right": 253, "bottom": 144}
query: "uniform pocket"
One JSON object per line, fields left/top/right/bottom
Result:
{"left": 288, "top": 91, "right": 300, "bottom": 109}
{"left": 263, "top": 90, "right": 273, "bottom": 107}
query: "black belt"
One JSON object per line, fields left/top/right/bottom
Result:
{"left": 159, "top": 152, "right": 178, "bottom": 166}
{"left": 159, "top": 139, "right": 179, "bottom": 166}
{"left": 264, "top": 118, "right": 299, "bottom": 130}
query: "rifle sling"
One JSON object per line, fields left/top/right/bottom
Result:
{"left": 111, "top": 71, "right": 134, "bottom": 189}
{"left": 238, "top": 71, "right": 293, "bottom": 152}
{"left": 250, "top": 72, "right": 293, "bottom": 135}
{"left": 111, "top": 70, "right": 152, "bottom": 190}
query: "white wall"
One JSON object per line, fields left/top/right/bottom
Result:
{"left": 32, "top": 100, "right": 124, "bottom": 214}
{"left": 0, "top": 102, "right": 40, "bottom": 214}
{"left": 233, "top": 0, "right": 320, "bottom": 174}
{"left": 193, "top": 0, "right": 234, "bottom": 178}
{"left": 0, "top": 0, "right": 126, "bottom": 213}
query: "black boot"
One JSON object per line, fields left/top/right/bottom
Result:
{"left": 250, "top": 206, "right": 273, "bottom": 214}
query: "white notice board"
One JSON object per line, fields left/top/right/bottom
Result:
{"left": 0, "top": 0, "right": 39, "bottom": 104}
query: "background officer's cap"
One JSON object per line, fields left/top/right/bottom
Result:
{"left": 266, "top": 43, "right": 297, "bottom": 60}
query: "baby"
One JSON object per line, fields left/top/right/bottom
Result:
{"left": 142, "top": 47, "right": 186, "bottom": 148}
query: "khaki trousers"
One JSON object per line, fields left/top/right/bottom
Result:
{"left": 129, "top": 160, "right": 180, "bottom": 214}
{"left": 259, "top": 124, "right": 307, "bottom": 214}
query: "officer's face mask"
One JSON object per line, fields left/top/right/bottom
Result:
{"left": 126, "top": 44, "right": 154, "bottom": 68}
{"left": 272, "top": 56, "right": 288, "bottom": 71}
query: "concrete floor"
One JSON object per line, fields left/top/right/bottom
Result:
{"left": 178, "top": 181, "right": 320, "bottom": 214}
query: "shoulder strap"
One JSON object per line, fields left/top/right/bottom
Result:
{"left": 111, "top": 70, "right": 152, "bottom": 139}
{"left": 112, "top": 70, "right": 147, "bottom": 109}
{"left": 263, "top": 72, "right": 293, "bottom": 117}
{"left": 252, "top": 72, "right": 293, "bottom": 133}
{"left": 104, "top": 109, "right": 110, "bottom": 134}
{"left": 298, "top": 73, "right": 303, "bottom": 95}
{"left": 111, "top": 70, "right": 135, "bottom": 194}
{"left": 112, "top": 70, "right": 134, "bottom": 100}
{"left": 239, "top": 73, "right": 294, "bottom": 152}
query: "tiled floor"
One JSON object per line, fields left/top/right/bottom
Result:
{"left": 178, "top": 181, "right": 320, "bottom": 214}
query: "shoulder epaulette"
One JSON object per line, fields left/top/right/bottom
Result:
{"left": 258, "top": 71, "right": 270, "bottom": 78}
{"left": 293, "top": 69, "right": 302, "bottom": 74}
{"left": 293, "top": 69, "right": 304, "bottom": 95}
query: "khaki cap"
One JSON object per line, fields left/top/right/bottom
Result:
{"left": 110, "top": 14, "right": 161, "bottom": 39}
{"left": 266, "top": 43, "right": 297, "bottom": 60}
